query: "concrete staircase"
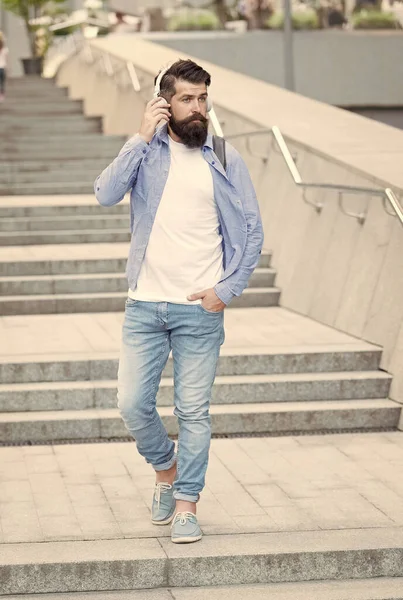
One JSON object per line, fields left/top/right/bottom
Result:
{"left": 0, "top": 78, "right": 126, "bottom": 196}
{"left": 0, "top": 201, "right": 280, "bottom": 315}
{"left": 0, "top": 193, "right": 400, "bottom": 443}
{"left": 0, "top": 338, "right": 399, "bottom": 443}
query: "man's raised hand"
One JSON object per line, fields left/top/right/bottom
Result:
{"left": 139, "top": 97, "right": 171, "bottom": 144}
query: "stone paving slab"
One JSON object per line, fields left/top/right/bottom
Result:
{"left": 0, "top": 307, "right": 378, "bottom": 359}
{"left": 1, "top": 432, "right": 403, "bottom": 544}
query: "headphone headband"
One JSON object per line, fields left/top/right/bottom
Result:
{"left": 154, "top": 64, "right": 173, "bottom": 99}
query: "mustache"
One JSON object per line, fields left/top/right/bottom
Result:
{"left": 181, "top": 113, "right": 208, "bottom": 125}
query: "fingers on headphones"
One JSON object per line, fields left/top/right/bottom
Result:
{"left": 149, "top": 97, "right": 170, "bottom": 108}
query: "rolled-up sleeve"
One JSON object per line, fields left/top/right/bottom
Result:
{"left": 94, "top": 134, "right": 151, "bottom": 206}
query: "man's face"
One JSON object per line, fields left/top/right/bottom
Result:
{"left": 167, "top": 79, "right": 209, "bottom": 149}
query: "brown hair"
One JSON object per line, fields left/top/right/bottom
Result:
{"left": 155, "top": 59, "right": 211, "bottom": 100}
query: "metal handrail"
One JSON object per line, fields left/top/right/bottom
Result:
{"left": 227, "top": 127, "right": 403, "bottom": 227}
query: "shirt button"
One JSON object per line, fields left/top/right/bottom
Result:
{"left": 212, "top": 161, "right": 215, "bottom": 165}
{"left": 142, "top": 149, "right": 147, "bottom": 154}
{"left": 97, "top": 187, "right": 100, "bottom": 191}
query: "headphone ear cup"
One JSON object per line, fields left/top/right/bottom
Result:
{"left": 207, "top": 97, "right": 213, "bottom": 112}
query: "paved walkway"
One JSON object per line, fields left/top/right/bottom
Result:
{"left": 1, "top": 431, "right": 403, "bottom": 544}
{"left": 0, "top": 306, "right": 376, "bottom": 361}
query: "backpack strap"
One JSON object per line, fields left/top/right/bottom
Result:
{"left": 212, "top": 135, "right": 227, "bottom": 172}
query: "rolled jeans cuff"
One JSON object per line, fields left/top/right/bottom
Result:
{"left": 152, "top": 452, "right": 177, "bottom": 472}
{"left": 174, "top": 492, "right": 200, "bottom": 503}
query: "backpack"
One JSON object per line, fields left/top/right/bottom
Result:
{"left": 212, "top": 135, "right": 227, "bottom": 172}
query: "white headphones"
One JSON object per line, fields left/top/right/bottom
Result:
{"left": 154, "top": 64, "right": 213, "bottom": 112}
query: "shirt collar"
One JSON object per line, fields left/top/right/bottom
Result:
{"left": 156, "top": 123, "right": 214, "bottom": 150}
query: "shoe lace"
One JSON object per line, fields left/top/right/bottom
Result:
{"left": 154, "top": 482, "right": 172, "bottom": 508}
{"left": 173, "top": 511, "right": 195, "bottom": 526}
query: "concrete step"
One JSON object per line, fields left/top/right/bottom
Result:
{"left": 0, "top": 149, "right": 122, "bottom": 162}
{"left": 0, "top": 228, "right": 131, "bottom": 245}
{"left": 0, "top": 141, "right": 119, "bottom": 150}
{"left": 0, "top": 287, "right": 281, "bottom": 315}
{"left": 0, "top": 102, "right": 84, "bottom": 114}
{"left": 0, "top": 214, "right": 129, "bottom": 232}
{"left": 7, "top": 78, "right": 62, "bottom": 85}
{"left": 0, "top": 248, "right": 271, "bottom": 275}
{"left": 0, "top": 170, "right": 104, "bottom": 185}
{"left": 0, "top": 268, "right": 275, "bottom": 295}
{"left": 4, "top": 89, "right": 69, "bottom": 98}
{"left": 7, "top": 78, "right": 63, "bottom": 85}
{"left": 5, "top": 86, "right": 68, "bottom": 94}
{"left": 0, "top": 203, "right": 130, "bottom": 219}
{"left": 0, "top": 372, "right": 392, "bottom": 412}
{"left": 0, "top": 120, "right": 102, "bottom": 134}
{"left": 0, "top": 346, "right": 383, "bottom": 384}
{"left": 0, "top": 399, "right": 399, "bottom": 442}
{"left": 0, "top": 159, "right": 112, "bottom": 174}
{"left": 0, "top": 133, "right": 124, "bottom": 146}
{"left": 7, "top": 78, "right": 65, "bottom": 87}
{"left": 0, "top": 183, "right": 99, "bottom": 196}
{"left": 0, "top": 134, "right": 124, "bottom": 146}
{"left": 4, "top": 579, "right": 403, "bottom": 600}
{"left": 1, "top": 114, "right": 100, "bottom": 126}
{"left": 1, "top": 529, "right": 402, "bottom": 595}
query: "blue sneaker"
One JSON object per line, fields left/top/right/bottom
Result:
{"left": 171, "top": 511, "right": 202, "bottom": 544}
{"left": 151, "top": 482, "right": 176, "bottom": 525}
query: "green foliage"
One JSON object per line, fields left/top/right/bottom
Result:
{"left": 52, "top": 24, "right": 79, "bottom": 36}
{"left": 168, "top": 9, "right": 220, "bottom": 31}
{"left": 0, "top": 0, "right": 66, "bottom": 57}
{"left": 0, "top": 0, "right": 65, "bottom": 21}
{"left": 266, "top": 9, "right": 319, "bottom": 30}
{"left": 352, "top": 10, "right": 399, "bottom": 29}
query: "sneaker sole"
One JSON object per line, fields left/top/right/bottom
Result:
{"left": 171, "top": 534, "right": 202, "bottom": 544}
{"left": 152, "top": 513, "right": 175, "bottom": 526}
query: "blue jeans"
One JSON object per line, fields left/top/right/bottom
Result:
{"left": 117, "top": 299, "right": 225, "bottom": 503}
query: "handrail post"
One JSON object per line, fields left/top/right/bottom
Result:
{"left": 385, "top": 188, "right": 403, "bottom": 225}
{"left": 271, "top": 126, "right": 302, "bottom": 184}
{"left": 209, "top": 107, "right": 224, "bottom": 138}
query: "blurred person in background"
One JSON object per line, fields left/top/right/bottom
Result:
{"left": 0, "top": 32, "right": 8, "bottom": 102}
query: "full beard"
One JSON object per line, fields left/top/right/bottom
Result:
{"left": 169, "top": 113, "right": 209, "bottom": 149}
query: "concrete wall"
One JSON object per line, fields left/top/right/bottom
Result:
{"left": 56, "top": 37, "right": 403, "bottom": 411}
{"left": 349, "top": 108, "right": 403, "bottom": 131}
{"left": 0, "top": 10, "right": 30, "bottom": 77}
{"left": 150, "top": 30, "right": 403, "bottom": 108}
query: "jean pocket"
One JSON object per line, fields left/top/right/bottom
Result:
{"left": 125, "top": 298, "right": 138, "bottom": 308}
{"left": 199, "top": 304, "right": 223, "bottom": 316}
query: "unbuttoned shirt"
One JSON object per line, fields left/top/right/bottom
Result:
{"left": 94, "top": 125, "right": 264, "bottom": 306}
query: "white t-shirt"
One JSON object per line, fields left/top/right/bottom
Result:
{"left": 0, "top": 47, "right": 9, "bottom": 69}
{"left": 129, "top": 136, "right": 224, "bottom": 304}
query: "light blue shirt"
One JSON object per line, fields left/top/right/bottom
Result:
{"left": 94, "top": 125, "right": 264, "bottom": 305}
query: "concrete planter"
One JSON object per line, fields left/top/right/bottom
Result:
{"left": 21, "top": 57, "right": 43, "bottom": 75}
